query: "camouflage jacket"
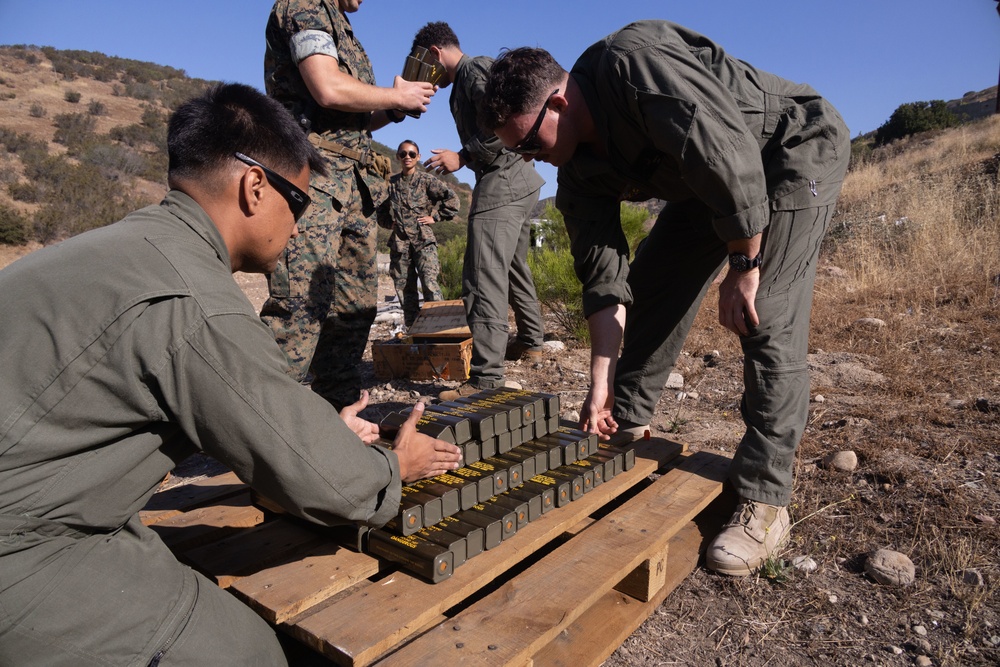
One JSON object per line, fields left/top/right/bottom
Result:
{"left": 557, "top": 20, "right": 851, "bottom": 316}
{"left": 450, "top": 55, "right": 544, "bottom": 213}
{"left": 387, "top": 171, "right": 460, "bottom": 252}
{"left": 265, "top": 0, "right": 387, "bottom": 214}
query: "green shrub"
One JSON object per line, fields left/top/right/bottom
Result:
{"left": 64, "top": 90, "right": 81, "bottom": 103}
{"left": 875, "top": 100, "right": 959, "bottom": 146}
{"left": 52, "top": 112, "right": 97, "bottom": 150}
{"left": 87, "top": 100, "right": 107, "bottom": 116}
{"left": 8, "top": 180, "right": 39, "bottom": 203}
{"left": 0, "top": 203, "right": 29, "bottom": 245}
{"left": 527, "top": 202, "right": 650, "bottom": 342}
{"left": 438, "top": 235, "right": 467, "bottom": 300}
{"left": 29, "top": 102, "right": 47, "bottom": 118}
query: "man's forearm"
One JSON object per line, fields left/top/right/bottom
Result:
{"left": 588, "top": 304, "right": 626, "bottom": 389}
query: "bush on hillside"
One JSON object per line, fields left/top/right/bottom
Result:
{"left": 0, "top": 203, "right": 29, "bottom": 245}
{"left": 875, "top": 100, "right": 959, "bottom": 146}
{"left": 52, "top": 112, "right": 97, "bottom": 152}
{"left": 64, "top": 90, "right": 81, "bottom": 104}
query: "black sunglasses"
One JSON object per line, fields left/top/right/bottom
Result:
{"left": 510, "top": 88, "right": 559, "bottom": 156}
{"left": 234, "top": 152, "right": 311, "bottom": 221}
{"left": 397, "top": 150, "right": 418, "bottom": 159}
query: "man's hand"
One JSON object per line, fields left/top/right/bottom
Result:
{"left": 581, "top": 304, "right": 626, "bottom": 440}
{"left": 417, "top": 215, "right": 435, "bottom": 225}
{"left": 581, "top": 383, "right": 618, "bottom": 441}
{"left": 718, "top": 268, "right": 760, "bottom": 336}
{"left": 392, "top": 76, "right": 435, "bottom": 114}
{"left": 424, "top": 148, "right": 463, "bottom": 175}
{"left": 340, "top": 390, "right": 379, "bottom": 444}
{"left": 392, "top": 402, "right": 463, "bottom": 482}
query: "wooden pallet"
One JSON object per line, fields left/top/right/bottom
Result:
{"left": 140, "top": 439, "right": 731, "bottom": 666}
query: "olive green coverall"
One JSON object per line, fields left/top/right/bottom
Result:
{"left": 557, "top": 21, "right": 851, "bottom": 506}
{"left": 0, "top": 192, "right": 402, "bottom": 665}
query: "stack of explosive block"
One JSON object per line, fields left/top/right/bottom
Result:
{"left": 366, "top": 388, "right": 635, "bottom": 583}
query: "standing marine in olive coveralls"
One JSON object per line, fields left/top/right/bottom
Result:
{"left": 412, "top": 22, "right": 546, "bottom": 395}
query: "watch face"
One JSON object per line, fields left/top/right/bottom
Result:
{"left": 729, "top": 253, "right": 751, "bottom": 272}
{"left": 729, "top": 252, "right": 761, "bottom": 272}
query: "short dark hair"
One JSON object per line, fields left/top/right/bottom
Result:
{"left": 397, "top": 139, "right": 420, "bottom": 153}
{"left": 480, "top": 48, "right": 565, "bottom": 131}
{"left": 167, "top": 83, "right": 325, "bottom": 183}
{"left": 412, "top": 21, "right": 460, "bottom": 52}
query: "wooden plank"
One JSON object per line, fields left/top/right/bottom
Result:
{"left": 375, "top": 451, "right": 729, "bottom": 666}
{"left": 530, "top": 521, "right": 703, "bottom": 667}
{"left": 182, "top": 519, "right": 328, "bottom": 588}
{"left": 407, "top": 299, "right": 471, "bottom": 339}
{"left": 289, "top": 438, "right": 687, "bottom": 666}
{"left": 149, "top": 491, "right": 265, "bottom": 551}
{"left": 614, "top": 543, "right": 669, "bottom": 602}
{"left": 140, "top": 471, "right": 245, "bottom": 525}
{"left": 230, "top": 542, "right": 381, "bottom": 624}
{"left": 530, "top": 491, "right": 735, "bottom": 667}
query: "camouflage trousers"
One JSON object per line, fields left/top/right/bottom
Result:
{"left": 260, "top": 172, "right": 377, "bottom": 410}
{"left": 389, "top": 241, "right": 443, "bottom": 328}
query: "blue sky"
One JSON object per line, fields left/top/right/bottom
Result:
{"left": 1, "top": 0, "right": 997, "bottom": 198}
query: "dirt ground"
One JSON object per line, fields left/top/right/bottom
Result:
{"left": 4, "top": 240, "right": 994, "bottom": 666}
{"left": 234, "top": 266, "right": 999, "bottom": 667}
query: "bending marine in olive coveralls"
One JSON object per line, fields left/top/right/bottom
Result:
{"left": 484, "top": 21, "right": 850, "bottom": 575}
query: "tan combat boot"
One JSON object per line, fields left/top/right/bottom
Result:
{"left": 706, "top": 499, "right": 791, "bottom": 576}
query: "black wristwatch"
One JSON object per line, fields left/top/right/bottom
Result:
{"left": 728, "top": 251, "right": 763, "bottom": 273}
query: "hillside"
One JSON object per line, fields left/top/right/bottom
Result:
{"left": 0, "top": 45, "right": 472, "bottom": 248}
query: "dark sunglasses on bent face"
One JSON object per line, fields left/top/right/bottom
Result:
{"left": 233, "top": 152, "right": 311, "bottom": 221}
{"left": 397, "top": 150, "right": 418, "bottom": 159}
{"left": 511, "top": 88, "right": 559, "bottom": 156}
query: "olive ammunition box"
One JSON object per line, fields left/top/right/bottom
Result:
{"left": 451, "top": 464, "right": 502, "bottom": 500}
{"left": 522, "top": 440, "right": 563, "bottom": 470}
{"left": 417, "top": 524, "right": 467, "bottom": 568}
{"left": 545, "top": 466, "right": 591, "bottom": 500}
{"left": 401, "top": 407, "right": 472, "bottom": 444}
{"left": 454, "top": 509, "right": 503, "bottom": 550}
{"left": 505, "top": 486, "right": 548, "bottom": 519}
{"left": 435, "top": 400, "right": 498, "bottom": 439}
{"left": 430, "top": 472, "right": 479, "bottom": 510}
{"left": 476, "top": 456, "right": 522, "bottom": 491}
{"left": 495, "top": 447, "right": 537, "bottom": 480}
{"left": 468, "top": 502, "right": 517, "bottom": 541}
{"left": 367, "top": 530, "right": 453, "bottom": 583}
{"left": 408, "top": 480, "right": 461, "bottom": 518}
{"left": 485, "top": 493, "right": 530, "bottom": 530}
{"left": 522, "top": 475, "right": 572, "bottom": 508}
{"left": 597, "top": 442, "right": 635, "bottom": 470}
{"left": 438, "top": 516, "right": 484, "bottom": 558}
{"left": 379, "top": 412, "right": 455, "bottom": 443}
{"left": 400, "top": 489, "right": 443, "bottom": 526}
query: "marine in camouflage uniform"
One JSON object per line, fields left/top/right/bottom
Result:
{"left": 387, "top": 142, "right": 460, "bottom": 327}
{"left": 263, "top": 0, "right": 430, "bottom": 409}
